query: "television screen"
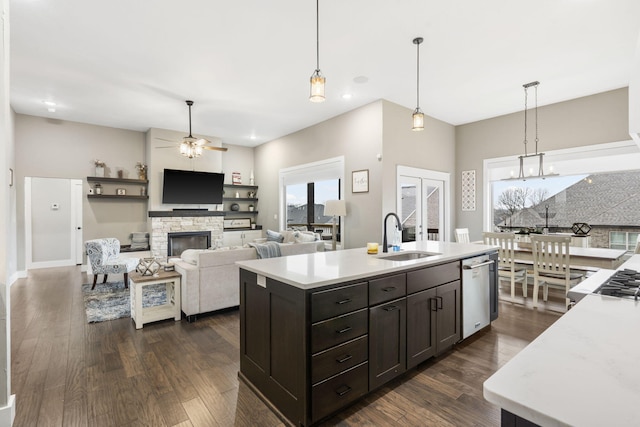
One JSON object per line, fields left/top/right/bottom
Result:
{"left": 162, "top": 169, "right": 224, "bottom": 204}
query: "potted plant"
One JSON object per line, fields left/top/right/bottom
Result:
{"left": 248, "top": 204, "right": 255, "bottom": 212}
{"left": 93, "top": 159, "right": 106, "bottom": 177}
{"left": 135, "top": 162, "right": 148, "bottom": 180}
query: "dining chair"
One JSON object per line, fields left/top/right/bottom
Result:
{"left": 85, "top": 238, "right": 139, "bottom": 289}
{"left": 454, "top": 228, "right": 470, "bottom": 243}
{"left": 530, "top": 234, "right": 584, "bottom": 310}
{"left": 483, "top": 232, "right": 528, "bottom": 299}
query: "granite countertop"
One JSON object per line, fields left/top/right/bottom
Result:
{"left": 235, "top": 240, "right": 497, "bottom": 289}
{"left": 484, "top": 258, "right": 640, "bottom": 426}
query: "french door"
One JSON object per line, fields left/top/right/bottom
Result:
{"left": 397, "top": 167, "right": 449, "bottom": 242}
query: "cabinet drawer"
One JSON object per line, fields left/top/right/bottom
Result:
{"left": 312, "top": 309, "right": 368, "bottom": 353}
{"left": 311, "top": 282, "right": 368, "bottom": 322}
{"left": 369, "top": 273, "right": 406, "bottom": 306}
{"left": 311, "top": 362, "right": 368, "bottom": 423}
{"left": 312, "top": 335, "right": 368, "bottom": 384}
{"left": 407, "top": 261, "right": 460, "bottom": 294}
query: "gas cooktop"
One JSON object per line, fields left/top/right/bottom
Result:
{"left": 595, "top": 269, "right": 640, "bottom": 300}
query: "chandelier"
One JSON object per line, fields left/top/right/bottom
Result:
{"left": 507, "top": 81, "right": 557, "bottom": 180}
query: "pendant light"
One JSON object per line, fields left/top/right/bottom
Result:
{"left": 309, "top": 0, "right": 325, "bottom": 102}
{"left": 505, "top": 81, "right": 558, "bottom": 181}
{"left": 412, "top": 37, "right": 424, "bottom": 131}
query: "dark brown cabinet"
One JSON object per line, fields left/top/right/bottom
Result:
{"left": 406, "top": 261, "right": 461, "bottom": 369}
{"left": 407, "top": 287, "right": 436, "bottom": 367}
{"left": 369, "top": 297, "right": 406, "bottom": 390}
{"left": 239, "top": 254, "right": 492, "bottom": 426}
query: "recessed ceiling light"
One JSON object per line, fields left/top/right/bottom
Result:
{"left": 250, "top": 135, "right": 257, "bottom": 140}
{"left": 47, "top": 107, "right": 56, "bottom": 113}
{"left": 43, "top": 100, "right": 56, "bottom": 106}
{"left": 342, "top": 93, "right": 352, "bottom": 100}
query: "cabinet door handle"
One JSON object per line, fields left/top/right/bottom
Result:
{"left": 430, "top": 298, "right": 437, "bottom": 311}
{"left": 381, "top": 286, "right": 396, "bottom": 292}
{"left": 336, "top": 326, "right": 352, "bottom": 334}
{"left": 336, "top": 385, "right": 352, "bottom": 396}
{"left": 383, "top": 305, "right": 398, "bottom": 312}
{"left": 336, "top": 298, "right": 352, "bottom": 305}
{"left": 336, "top": 354, "right": 352, "bottom": 363}
{"left": 436, "top": 296, "right": 443, "bottom": 310}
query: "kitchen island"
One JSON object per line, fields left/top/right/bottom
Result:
{"left": 236, "top": 241, "right": 498, "bottom": 426}
{"left": 484, "top": 255, "right": 640, "bottom": 426}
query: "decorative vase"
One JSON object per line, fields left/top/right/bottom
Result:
{"left": 136, "top": 258, "right": 160, "bottom": 276}
{"left": 138, "top": 172, "right": 146, "bottom": 180}
{"left": 95, "top": 166, "right": 105, "bottom": 177}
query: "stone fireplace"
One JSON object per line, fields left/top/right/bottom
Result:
{"left": 149, "top": 211, "right": 224, "bottom": 258}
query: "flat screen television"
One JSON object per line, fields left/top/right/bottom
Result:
{"left": 162, "top": 169, "right": 224, "bottom": 204}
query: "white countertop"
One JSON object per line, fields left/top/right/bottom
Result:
{"left": 484, "top": 255, "right": 640, "bottom": 426}
{"left": 236, "top": 240, "right": 497, "bottom": 289}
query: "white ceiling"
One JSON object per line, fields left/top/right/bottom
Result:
{"left": 10, "top": 0, "right": 640, "bottom": 147}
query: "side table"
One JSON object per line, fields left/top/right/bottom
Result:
{"left": 129, "top": 270, "right": 181, "bottom": 329}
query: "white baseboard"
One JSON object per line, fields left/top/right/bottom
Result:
{"left": 0, "top": 395, "right": 16, "bottom": 426}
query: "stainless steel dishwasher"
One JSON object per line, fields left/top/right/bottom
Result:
{"left": 461, "top": 254, "right": 493, "bottom": 339}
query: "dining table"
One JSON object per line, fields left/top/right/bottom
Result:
{"left": 512, "top": 242, "right": 627, "bottom": 270}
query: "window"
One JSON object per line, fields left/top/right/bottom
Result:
{"left": 280, "top": 156, "right": 345, "bottom": 239}
{"left": 485, "top": 141, "right": 640, "bottom": 249}
{"left": 610, "top": 232, "right": 640, "bottom": 251}
{"left": 286, "top": 179, "right": 340, "bottom": 238}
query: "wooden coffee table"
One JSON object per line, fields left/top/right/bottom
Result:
{"left": 129, "top": 270, "right": 181, "bottom": 329}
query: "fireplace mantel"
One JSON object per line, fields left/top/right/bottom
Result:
{"left": 149, "top": 210, "right": 225, "bottom": 218}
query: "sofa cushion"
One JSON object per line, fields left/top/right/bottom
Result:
{"left": 266, "top": 229, "right": 284, "bottom": 243}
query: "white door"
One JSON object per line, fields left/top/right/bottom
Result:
{"left": 25, "top": 177, "right": 84, "bottom": 269}
{"left": 397, "top": 166, "right": 450, "bottom": 242}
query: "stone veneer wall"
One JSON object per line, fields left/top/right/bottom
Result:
{"left": 151, "top": 216, "right": 224, "bottom": 258}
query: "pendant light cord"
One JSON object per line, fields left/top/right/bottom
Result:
{"left": 523, "top": 86, "right": 528, "bottom": 157}
{"left": 315, "top": 0, "right": 320, "bottom": 71}
{"left": 534, "top": 83, "right": 539, "bottom": 155}
{"left": 416, "top": 41, "right": 420, "bottom": 109}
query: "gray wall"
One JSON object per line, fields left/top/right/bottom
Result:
{"left": 254, "top": 101, "right": 384, "bottom": 249}
{"left": 381, "top": 100, "right": 456, "bottom": 237}
{"left": 455, "top": 88, "right": 630, "bottom": 241}
{"left": 15, "top": 114, "right": 147, "bottom": 270}
{"left": 253, "top": 100, "right": 457, "bottom": 249}
{"left": 14, "top": 114, "right": 255, "bottom": 271}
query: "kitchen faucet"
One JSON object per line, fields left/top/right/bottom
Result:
{"left": 383, "top": 212, "right": 403, "bottom": 253}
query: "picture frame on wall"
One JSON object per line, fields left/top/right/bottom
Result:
{"left": 352, "top": 169, "right": 369, "bottom": 193}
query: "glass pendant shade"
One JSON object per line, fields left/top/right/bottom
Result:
{"left": 412, "top": 108, "right": 424, "bottom": 131}
{"left": 310, "top": 70, "right": 325, "bottom": 103}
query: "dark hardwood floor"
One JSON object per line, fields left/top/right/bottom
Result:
{"left": 11, "top": 266, "right": 561, "bottom": 426}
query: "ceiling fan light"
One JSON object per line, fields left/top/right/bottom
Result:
{"left": 195, "top": 145, "right": 203, "bottom": 156}
{"left": 180, "top": 142, "right": 189, "bottom": 155}
{"left": 412, "top": 109, "right": 424, "bottom": 131}
{"left": 310, "top": 70, "right": 326, "bottom": 102}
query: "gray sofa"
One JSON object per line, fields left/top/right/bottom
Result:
{"left": 174, "top": 241, "right": 324, "bottom": 321}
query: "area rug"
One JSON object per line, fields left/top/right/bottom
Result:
{"left": 82, "top": 281, "right": 167, "bottom": 323}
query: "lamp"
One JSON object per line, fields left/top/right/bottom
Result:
{"left": 324, "top": 199, "right": 346, "bottom": 251}
{"left": 412, "top": 37, "right": 424, "bottom": 131}
{"left": 504, "top": 81, "right": 558, "bottom": 180}
{"left": 309, "top": 0, "right": 325, "bottom": 102}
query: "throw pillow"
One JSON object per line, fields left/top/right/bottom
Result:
{"left": 266, "top": 229, "right": 284, "bottom": 243}
{"left": 294, "top": 231, "right": 318, "bottom": 243}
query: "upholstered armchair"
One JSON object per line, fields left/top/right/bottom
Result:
{"left": 85, "top": 238, "right": 139, "bottom": 289}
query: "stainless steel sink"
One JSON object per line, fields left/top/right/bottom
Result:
{"left": 377, "top": 251, "right": 441, "bottom": 261}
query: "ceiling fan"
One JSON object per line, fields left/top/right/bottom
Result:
{"left": 156, "top": 100, "right": 228, "bottom": 158}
